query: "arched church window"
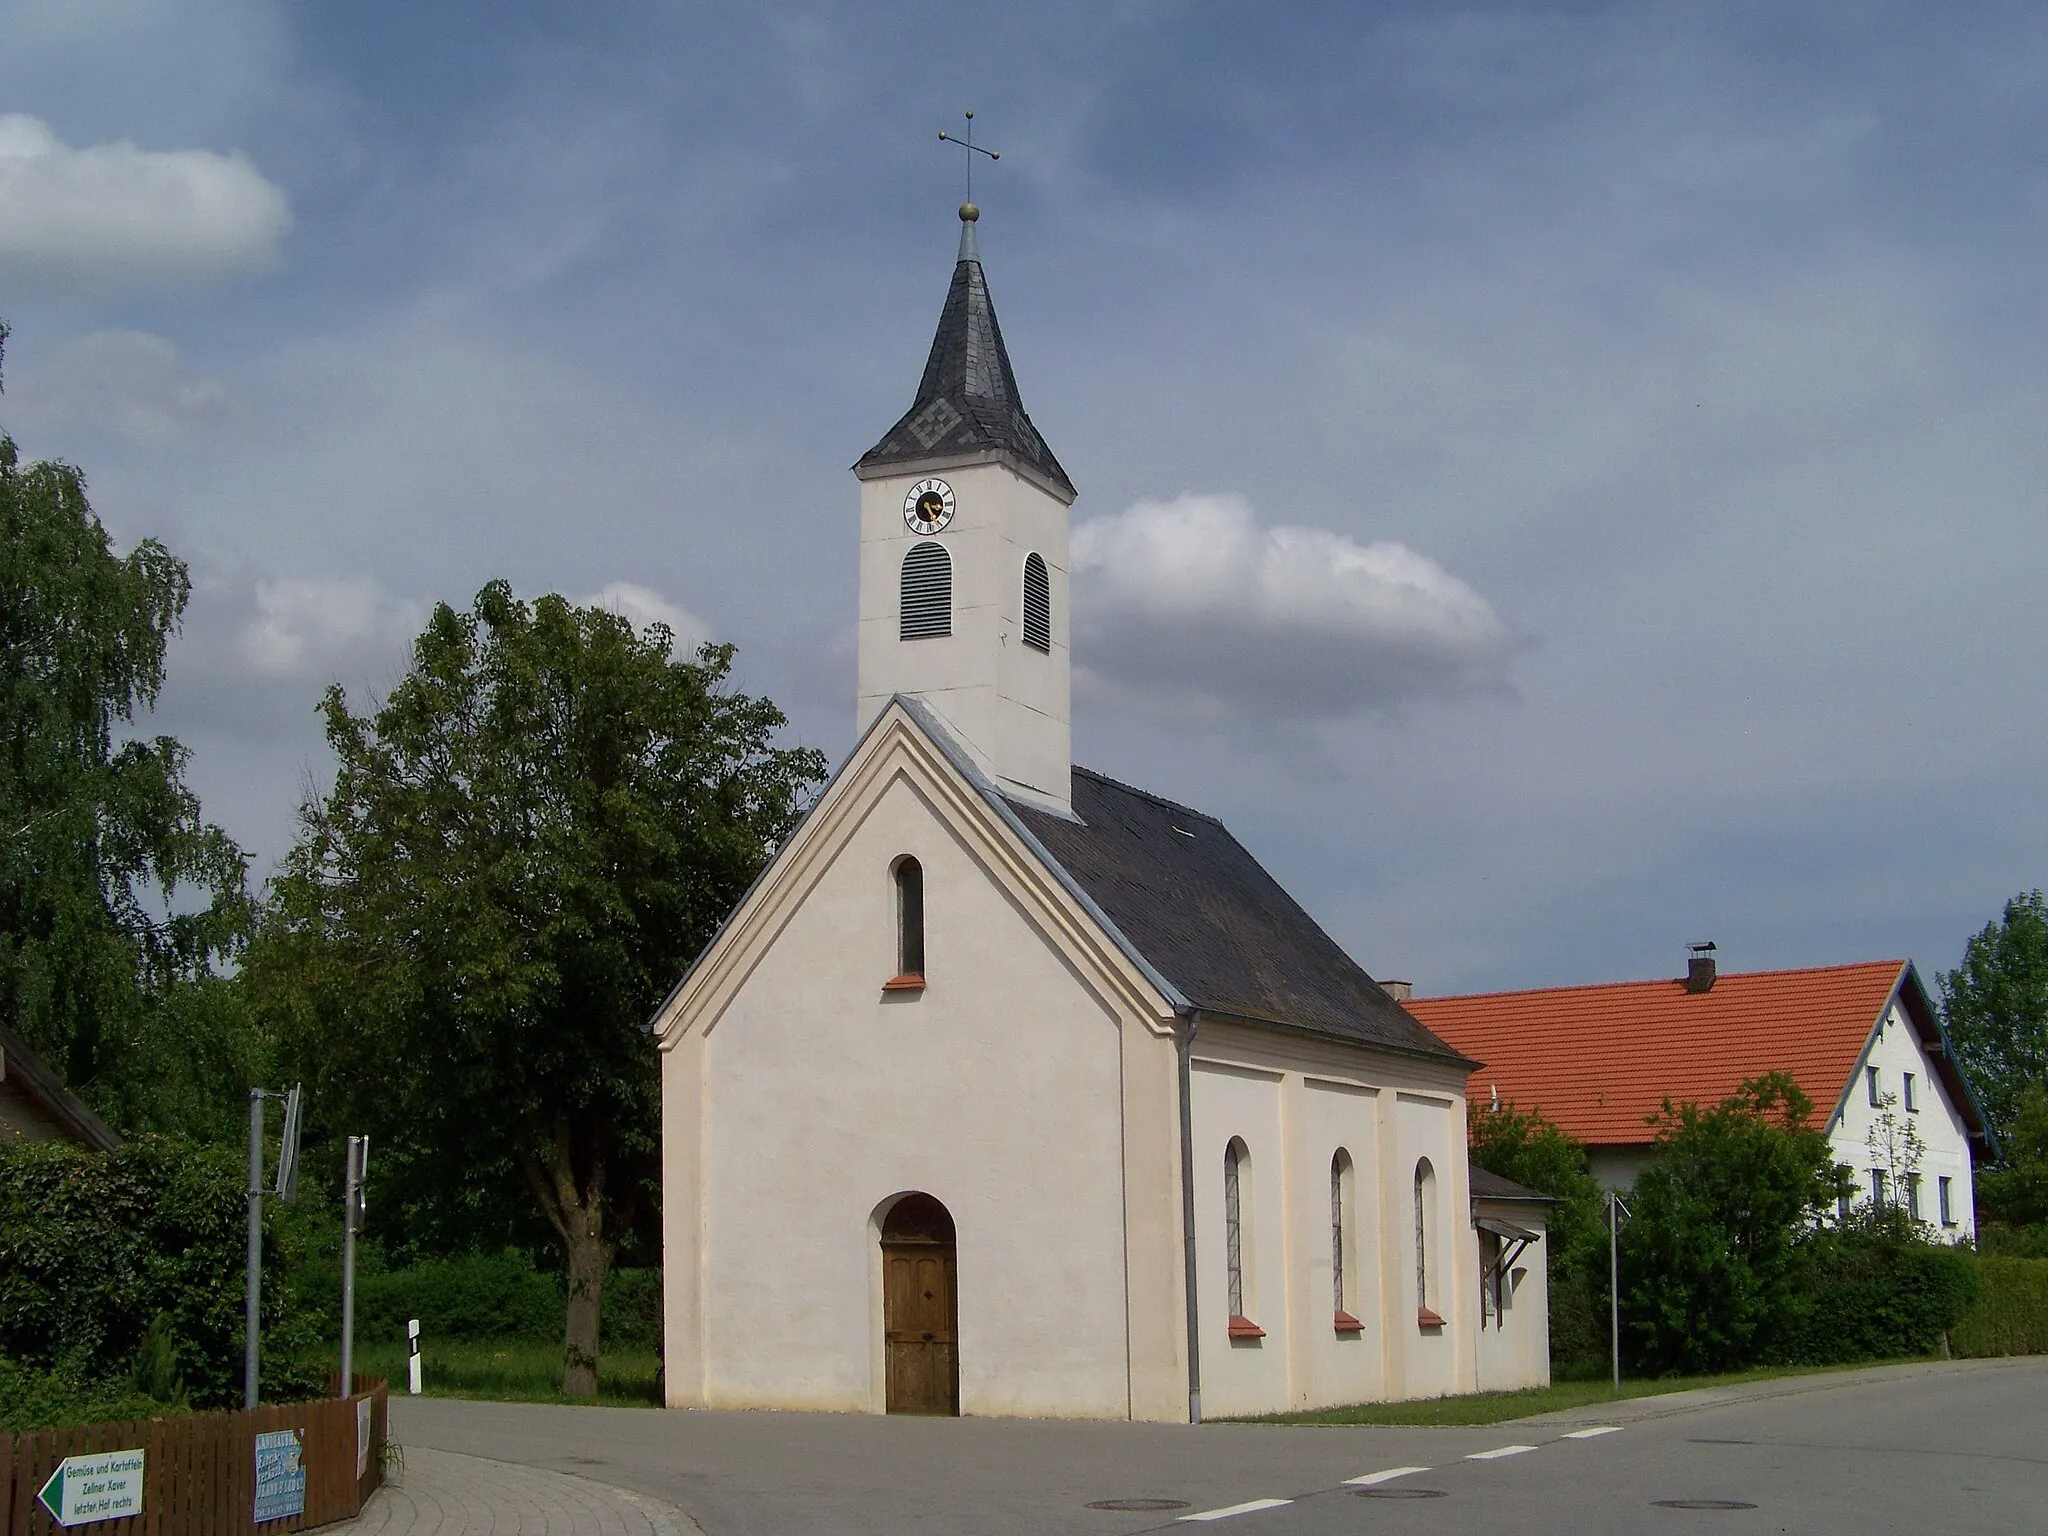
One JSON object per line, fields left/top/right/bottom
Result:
{"left": 1332, "top": 1149, "right": 1358, "bottom": 1327}
{"left": 1021, "top": 552, "right": 1051, "bottom": 653}
{"left": 900, "top": 543, "right": 952, "bottom": 640}
{"left": 1224, "top": 1138, "right": 1259, "bottom": 1332}
{"left": 1414, "top": 1158, "right": 1440, "bottom": 1325}
{"left": 893, "top": 857, "right": 925, "bottom": 982}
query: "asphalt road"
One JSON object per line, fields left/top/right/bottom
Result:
{"left": 391, "top": 1357, "right": 2047, "bottom": 1536}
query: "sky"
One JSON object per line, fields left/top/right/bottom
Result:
{"left": 2, "top": 0, "right": 2044, "bottom": 997}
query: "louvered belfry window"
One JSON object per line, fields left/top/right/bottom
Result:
{"left": 900, "top": 542, "right": 952, "bottom": 639}
{"left": 1021, "top": 552, "right": 1051, "bottom": 653}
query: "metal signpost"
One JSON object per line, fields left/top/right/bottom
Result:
{"left": 339, "top": 1135, "right": 369, "bottom": 1397}
{"left": 1608, "top": 1189, "right": 1632, "bottom": 1392}
{"left": 36, "top": 1449, "right": 145, "bottom": 1527}
{"left": 245, "top": 1084, "right": 304, "bottom": 1409}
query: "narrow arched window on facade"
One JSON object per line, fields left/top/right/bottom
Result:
{"left": 893, "top": 857, "right": 925, "bottom": 981}
{"left": 1021, "top": 552, "right": 1051, "bottom": 653}
{"left": 1331, "top": 1150, "right": 1358, "bottom": 1327}
{"left": 900, "top": 543, "right": 952, "bottom": 639}
{"left": 1224, "top": 1138, "right": 1251, "bottom": 1325}
{"left": 1414, "top": 1158, "right": 1439, "bottom": 1324}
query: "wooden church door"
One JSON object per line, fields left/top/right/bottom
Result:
{"left": 880, "top": 1193, "right": 959, "bottom": 1415}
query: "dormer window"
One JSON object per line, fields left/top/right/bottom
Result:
{"left": 1021, "top": 552, "right": 1050, "bottom": 653}
{"left": 886, "top": 856, "right": 925, "bottom": 989}
{"left": 900, "top": 543, "right": 951, "bottom": 640}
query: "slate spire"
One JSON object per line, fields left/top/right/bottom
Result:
{"left": 856, "top": 205, "right": 1075, "bottom": 499}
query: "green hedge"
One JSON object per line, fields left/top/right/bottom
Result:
{"left": 351, "top": 1254, "right": 661, "bottom": 1352}
{"left": 0, "top": 1138, "right": 323, "bottom": 1409}
{"left": 1951, "top": 1258, "right": 2048, "bottom": 1358}
{"left": 1774, "top": 1223, "right": 1980, "bottom": 1365}
{"left": 0, "top": 1357, "right": 173, "bottom": 1433}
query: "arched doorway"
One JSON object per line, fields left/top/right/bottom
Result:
{"left": 880, "top": 1193, "right": 958, "bottom": 1415}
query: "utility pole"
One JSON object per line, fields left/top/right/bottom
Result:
{"left": 1608, "top": 1190, "right": 1631, "bottom": 1393}
{"left": 340, "top": 1137, "right": 368, "bottom": 1397}
{"left": 245, "top": 1089, "right": 264, "bottom": 1410}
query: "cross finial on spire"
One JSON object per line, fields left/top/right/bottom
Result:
{"left": 937, "top": 109, "right": 998, "bottom": 255}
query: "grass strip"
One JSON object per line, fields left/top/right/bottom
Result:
{"left": 349, "top": 1339, "right": 663, "bottom": 1407}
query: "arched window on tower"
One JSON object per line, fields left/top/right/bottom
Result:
{"left": 900, "top": 543, "right": 952, "bottom": 639}
{"left": 890, "top": 856, "right": 925, "bottom": 985}
{"left": 1021, "top": 552, "right": 1051, "bottom": 653}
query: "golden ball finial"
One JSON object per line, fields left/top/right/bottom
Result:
{"left": 959, "top": 202, "right": 980, "bottom": 222}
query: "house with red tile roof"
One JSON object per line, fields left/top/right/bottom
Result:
{"left": 1406, "top": 955, "right": 1991, "bottom": 1236}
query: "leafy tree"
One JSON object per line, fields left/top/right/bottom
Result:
{"left": 0, "top": 321, "right": 254, "bottom": 1135}
{"left": 1621, "top": 1072, "right": 1851, "bottom": 1374}
{"left": 1468, "top": 1099, "right": 1608, "bottom": 1373}
{"left": 1938, "top": 890, "right": 2048, "bottom": 1147}
{"left": 1975, "top": 1081, "right": 2048, "bottom": 1230}
{"left": 253, "top": 581, "right": 826, "bottom": 1395}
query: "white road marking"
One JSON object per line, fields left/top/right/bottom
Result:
{"left": 1345, "top": 1467, "right": 1431, "bottom": 1486}
{"left": 1466, "top": 1444, "right": 1538, "bottom": 1460}
{"left": 1562, "top": 1426, "right": 1622, "bottom": 1439}
{"left": 1179, "top": 1498, "right": 1295, "bottom": 1521}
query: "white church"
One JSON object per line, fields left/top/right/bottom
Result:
{"left": 652, "top": 204, "right": 1550, "bottom": 1421}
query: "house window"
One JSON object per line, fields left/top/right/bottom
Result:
{"left": 1414, "top": 1158, "right": 1439, "bottom": 1325}
{"left": 1837, "top": 1166, "right": 1854, "bottom": 1222}
{"left": 900, "top": 542, "right": 952, "bottom": 639}
{"left": 1871, "top": 1168, "right": 1887, "bottom": 1206}
{"left": 1903, "top": 1072, "right": 1918, "bottom": 1112}
{"left": 1939, "top": 1175, "right": 1954, "bottom": 1226}
{"left": 892, "top": 857, "right": 925, "bottom": 982}
{"left": 1866, "top": 1065, "right": 1881, "bottom": 1107}
{"left": 1330, "top": 1150, "right": 1358, "bottom": 1326}
{"left": 1224, "top": 1138, "right": 1255, "bottom": 1330}
{"left": 1905, "top": 1173, "right": 1922, "bottom": 1221}
{"left": 1021, "top": 553, "right": 1051, "bottom": 653}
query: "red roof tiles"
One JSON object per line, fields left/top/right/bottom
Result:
{"left": 1407, "top": 960, "right": 1907, "bottom": 1147}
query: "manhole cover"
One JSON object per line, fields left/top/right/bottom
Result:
{"left": 1353, "top": 1487, "right": 1449, "bottom": 1499}
{"left": 1653, "top": 1499, "right": 1758, "bottom": 1511}
{"left": 1085, "top": 1498, "right": 1191, "bottom": 1512}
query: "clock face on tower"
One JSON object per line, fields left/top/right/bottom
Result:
{"left": 903, "top": 478, "right": 956, "bottom": 536}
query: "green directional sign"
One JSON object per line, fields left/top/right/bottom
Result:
{"left": 36, "top": 1448, "right": 146, "bottom": 1526}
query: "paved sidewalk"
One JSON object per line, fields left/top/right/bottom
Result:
{"left": 335, "top": 1446, "right": 702, "bottom": 1536}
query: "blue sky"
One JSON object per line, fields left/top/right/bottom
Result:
{"left": 3, "top": 0, "right": 2044, "bottom": 996}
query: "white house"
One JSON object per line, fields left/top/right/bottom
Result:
{"left": 650, "top": 205, "right": 1549, "bottom": 1421}
{"left": 1409, "top": 955, "right": 1992, "bottom": 1235}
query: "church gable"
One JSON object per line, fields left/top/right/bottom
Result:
{"left": 649, "top": 699, "right": 1177, "bottom": 1048}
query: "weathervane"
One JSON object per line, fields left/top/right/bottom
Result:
{"left": 937, "top": 109, "right": 999, "bottom": 212}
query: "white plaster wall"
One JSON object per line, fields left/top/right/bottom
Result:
{"left": 1472, "top": 1206, "right": 1550, "bottom": 1392}
{"left": 855, "top": 462, "right": 1072, "bottom": 805}
{"left": 1829, "top": 1001, "right": 1977, "bottom": 1238}
{"left": 1188, "top": 1024, "right": 1479, "bottom": 1415}
{"left": 1587, "top": 1147, "right": 1653, "bottom": 1192}
{"left": 689, "top": 772, "right": 1131, "bottom": 1416}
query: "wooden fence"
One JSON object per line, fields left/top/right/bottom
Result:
{"left": 0, "top": 1380, "right": 387, "bottom": 1536}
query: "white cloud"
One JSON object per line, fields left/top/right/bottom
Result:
{"left": 1071, "top": 494, "right": 1516, "bottom": 722}
{"left": 0, "top": 113, "right": 290, "bottom": 290}
{"left": 579, "top": 581, "right": 714, "bottom": 652}
{"left": 241, "top": 577, "right": 421, "bottom": 677}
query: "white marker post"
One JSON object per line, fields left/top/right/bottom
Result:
{"left": 407, "top": 1318, "right": 422, "bottom": 1396}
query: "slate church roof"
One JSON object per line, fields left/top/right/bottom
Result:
{"left": 1010, "top": 766, "right": 1472, "bottom": 1067}
{"left": 855, "top": 216, "right": 1076, "bottom": 499}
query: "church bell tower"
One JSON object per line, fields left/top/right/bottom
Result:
{"left": 854, "top": 203, "right": 1075, "bottom": 813}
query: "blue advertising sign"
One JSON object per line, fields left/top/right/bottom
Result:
{"left": 253, "top": 1428, "right": 306, "bottom": 1522}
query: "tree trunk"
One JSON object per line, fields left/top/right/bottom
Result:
{"left": 561, "top": 1205, "right": 608, "bottom": 1399}
{"left": 521, "top": 1123, "right": 613, "bottom": 1399}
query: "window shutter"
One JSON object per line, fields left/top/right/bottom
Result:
{"left": 900, "top": 542, "right": 952, "bottom": 639}
{"left": 1021, "top": 552, "right": 1051, "bottom": 653}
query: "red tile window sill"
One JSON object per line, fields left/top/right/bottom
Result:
{"left": 1333, "top": 1310, "right": 1364, "bottom": 1334}
{"left": 1227, "top": 1316, "right": 1266, "bottom": 1340}
{"left": 1417, "top": 1306, "right": 1446, "bottom": 1330}
{"left": 881, "top": 974, "right": 926, "bottom": 992}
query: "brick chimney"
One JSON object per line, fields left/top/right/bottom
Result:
{"left": 1684, "top": 941, "right": 1717, "bottom": 994}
